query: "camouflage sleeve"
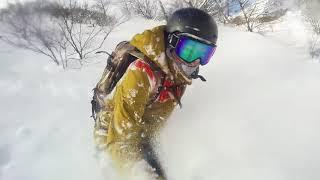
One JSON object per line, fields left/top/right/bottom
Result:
{"left": 106, "top": 59, "right": 155, "bottom": 171}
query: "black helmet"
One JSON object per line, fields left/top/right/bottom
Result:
{"left": 166, "top": 8, "right": 218, "bottom": 45}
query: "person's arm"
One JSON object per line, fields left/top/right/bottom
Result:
{"left": 106, "top": 60, "right": 164, "bottom": 177}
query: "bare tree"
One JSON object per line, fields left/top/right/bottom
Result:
{"left": 232, "top": 0, "right": 272, "bottom": 32}
{"left": 123, "top": 0, "right": 231, "bottom": 22}
{"left": 166, "top": 0, "right": 189, "bottom": 17}
{"left": 301, "top": 0, "right": 320, "bottom": 59}
{"left": 183, "top": 0, "right": 207, "bottom": 7}
{"left": 0, "top": 1, "right": 69, "bottom": 68}
{"left": 205, "top": 0, "right": 231, "bottom": 23}
{"left": 93, "top": 0, "right": 122, "bottom": 26}
{"left": 120, "top": 0, "right": 159, "bottom": 20}
{"left": 166, "top": 0, "right": 232, "bottom": 23}
{"left": 0, "top": 0, "right": 120, "bottom": 68}
{"left": 309, "top": 34, "right": 320, "bottom": 59}
{"left": 307, "top": 17, "right": 320, "bottom": 35}
{"left": 303, "top": 0, "right": 320, "bottom": 35}
{"left": 158, "top": 0, "right": 168, "bottom": 21}
{"left": 56, "top": 0, "right": 117, "bottom": 66}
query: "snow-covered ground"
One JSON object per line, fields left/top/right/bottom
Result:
{"left": 1, "top": 16, "right": 320, "bottom": 180}
{"left": 262, "top": 11, "right": 311, "bottom": 50}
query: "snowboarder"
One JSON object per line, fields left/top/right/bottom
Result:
{"left": 93, "top": 7, "right": 218, "bottom": 180}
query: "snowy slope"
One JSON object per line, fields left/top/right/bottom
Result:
{"left": 161, "top": 25, "right": 320, "bottom": 180}
{"left": 1, "top": 17, "right": 320, "bottom": 180}
{"left": 0, "top": 40, "right": 103, "bottom": 180}
{"left": 261, "top": 11, "right": 311, "bottom": 48}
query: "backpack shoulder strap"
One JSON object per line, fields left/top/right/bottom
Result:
{"left": 122, "top": 45, "right": 166, "bottom": 106}
{"left": 140, "top": 58, "right": 166, "bottom": 106}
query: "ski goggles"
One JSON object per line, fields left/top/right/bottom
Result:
{"left": 169, "top": 33, "right": 217, "bottom": 65}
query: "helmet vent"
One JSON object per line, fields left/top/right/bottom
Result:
{"left": 185, "top": 26, "right": 200, "bottom": 32}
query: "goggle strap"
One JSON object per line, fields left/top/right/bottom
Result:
{"left": 168, "top": 33, "right": 179, "bottom": 48}
{"left": 191, "top": 67, "right": 207, "bottom": 82}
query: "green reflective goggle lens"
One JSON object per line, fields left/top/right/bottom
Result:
{"left": 174, "top": 36, "right": 216, "bottom": 65}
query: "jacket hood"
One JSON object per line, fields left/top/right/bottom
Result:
{"left": 129, "top": 25, "right": 171, "bottom": 75}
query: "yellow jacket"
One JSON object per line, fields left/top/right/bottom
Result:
{"left": 94, "top": 26, "right": 186, "bottom": 179}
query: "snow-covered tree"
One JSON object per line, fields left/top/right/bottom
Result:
{"left": 301, "top": 0, "right": 320, "bottom": 59}
{"left": 231, "top": 0, "right": 282, "bottom": 32}
{"left": 165, "top": 0, "right": 232, "bottom": 23}
{"left": 120, "top": 0, "right": 159, "bottom": 19}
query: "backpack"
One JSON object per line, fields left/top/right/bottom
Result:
{"left": 91, "top": 41, "right": 164, "bottom": 121}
